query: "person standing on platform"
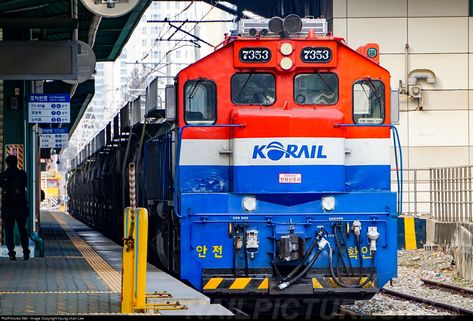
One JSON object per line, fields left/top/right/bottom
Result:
{"left": 0, "top": 155, "right": 30, "bottom": 260}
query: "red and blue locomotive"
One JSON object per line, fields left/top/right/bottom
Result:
{"left": 68, "top": 15, "right": 401, "bottom": 313}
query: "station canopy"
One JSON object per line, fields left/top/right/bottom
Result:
{"left": 0, "top": 0, "right": 153, "bottom": 135}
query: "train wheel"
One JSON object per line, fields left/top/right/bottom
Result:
{"left": 150, "top": 201, "right": 170, "bottom": 270}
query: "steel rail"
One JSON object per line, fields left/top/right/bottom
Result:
{"left": 337, "top": 307, "right": 365, "bottom": 317}
{"left": 381, "top": 288, "right": 473, "bottom": 315}
{"left": 421, "top": 278, "right": 473, "bottom": 296}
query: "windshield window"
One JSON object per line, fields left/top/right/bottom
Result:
{"left": 231, "top": 73, "right": 275, "bottom": 105}
{"left": 353, "top": 79, "right": 385, "bottom": 124}
{"left": 184, "top": 80, "right": 216, "bottom": 124}
{"left": 294, "top": 73, "right": 338, "bottom": 105}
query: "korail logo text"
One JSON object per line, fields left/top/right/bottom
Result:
{"left": 252, "top": 141, "right": 327, "bottom": 161}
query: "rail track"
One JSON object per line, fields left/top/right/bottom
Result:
{"left": 421, "top": 278, "right": 473, "bottom": 297}
{"left": 381, "top": 288, "right": 473, "bottom": 315}
{"left": 337, "top": 306, "right": 365, "bottom": 317}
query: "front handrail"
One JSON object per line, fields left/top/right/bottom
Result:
{"left": 334, "top": 123, "right": 403, "bottom": 216}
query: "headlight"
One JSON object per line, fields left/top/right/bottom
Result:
{"left": 280, "top": 57, "right": 293, "bottom": 70}
{"left": 280, "top": 43, "right": 293, "bottom": 55}
{"left": 243, "top": 196, "right": 257, "bottom": 212}
{"left": 322, "top": 196, "right": 335, "bottom": 211}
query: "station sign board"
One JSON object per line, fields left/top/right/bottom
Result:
{"left": 28, "top": 94, "right": 71, "bottom": 123}
{"left": 40, "top": 128, "right": 69, "bottom": 148}
{"left": 0, "top": 41, "right": 78, "bottom": 80}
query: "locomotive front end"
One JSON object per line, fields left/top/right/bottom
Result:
{"left": 175, "top": 16, "right": 399, "bottom": 306}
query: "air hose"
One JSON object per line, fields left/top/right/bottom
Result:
{"left": 354, "top": 234, "right": 364, "bottom": 283}
{"left": 232, "top": 224, "right": 237, "bottom": 276}
{"left": 232, "top": 225, "right": 249, "bottom": 276}
{"left": 282, "top": 228, "right": 326, "bottom": 282}
{"left": 339, "top": 225, "right": 355, "bottom": 275}
{"left": 278, "top": 247, "right": 323, "bottom": 290}
{"left": 328, "top": 242, "right": 376, "bottom": 288}
{"left": 278, "top": 229, "right": 327, "bottom": 290}
{"left": 333, "top": 225, "right": 350, "bottom": 276}
{"left": 333, "top": 224, "right": 363, "bottom": 283}
{"left": 243, "top": 228, "right": 249, "bottom": 276}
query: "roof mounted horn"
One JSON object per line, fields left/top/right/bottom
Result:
{"left": 239, "top": 16, "right": 327, "bottom": 37}
{"left": 283, "top": 14, "right": 303, "bottom": 34}
{"left": 268, "top": 15, "right": 303, "bottom": 37}
{"left": 268, "top": 16, "right": 284, "bottom": 34}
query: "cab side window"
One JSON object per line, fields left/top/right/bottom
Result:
{"left": 184, "top": 80, "right": 217, "bottom": 124}
{"left": 353, "top": 79, "right": 385, "bottom": 124}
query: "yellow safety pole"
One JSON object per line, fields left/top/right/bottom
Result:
{"left": 134, "top": 208, "right": 149, "bottom": 310}
{"left": 127, "top": 163, "right": 136, "bottom": 239}
{"left": 121, "top": 207, "right": 135, "bottom": 313}
{"left": 121, "top": 163, "right": 138, "bottom": 313}
{"left": 121, "top": 163, "right": 156, "bottom": 313}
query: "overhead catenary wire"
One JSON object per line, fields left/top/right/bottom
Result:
{"left": 138, "top": 0, "right": 195, "bottom": 61}
{"left": 168, "top": 1, "right": 194, "bottom": 19}
{"left": 134, "top": 1, "right": 220, "bottom": 90}
{"left": 140, "top": 23, "right": 172, "bottom": 61}
{"left": 138, "top": 1, "right": 211, "bottom": 70}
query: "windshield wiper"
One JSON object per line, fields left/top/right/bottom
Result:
{"left": 364, "top": 77, "right": 381, "bottom": 98}
{"left": 236, "top": 73, "right": 253, "bottom": 98}
{"left": 316, "top": 72, "right": 336, "bottom": 96}
{"left": 363, "top": 78, "right": 382, "bottom": 109}
{"left": 188, "top": 78, "right": 203, "bottom": 99}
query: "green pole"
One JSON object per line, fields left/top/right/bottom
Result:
{"left": 25, "top": 82, "right": 44, "bottom": 257}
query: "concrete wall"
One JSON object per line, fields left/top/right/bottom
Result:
{"left": 331, "top": 0, "right": 472, "bottom": 215}
{"left": 426, "top": 219, "right": 473, "bottom": 280}
{"left": 425, "top": 219, "right": 458, "bottom": 246}
{"left": 454, "top": 223, "right": 473, "bottom": 280}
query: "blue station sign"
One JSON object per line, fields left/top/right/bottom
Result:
{"left": 28, "top": 94, "right": 71, "bottom": 123}
{"left": 40, "top": 127, "right": 69, "bottom": 148}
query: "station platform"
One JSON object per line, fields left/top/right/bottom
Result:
{"left": 0, "top": 210, "right": 232, "bottom": 316}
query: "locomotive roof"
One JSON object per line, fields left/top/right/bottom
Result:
{"left": 176, "top": 34, "right": 390, "bottom": 76}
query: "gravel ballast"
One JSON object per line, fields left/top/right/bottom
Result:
{"left": 341, "top": 249, "right": 473, "bottom": 315}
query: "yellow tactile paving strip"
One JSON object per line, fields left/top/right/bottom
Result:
{"left": 0, "top": 290, "right": 117, "bottom": 294}
{"left": 47, "top": 255, "right": 84, "bottom": 259}
{"left": 51, "top": 212, "right": 122, "bottom": 293}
